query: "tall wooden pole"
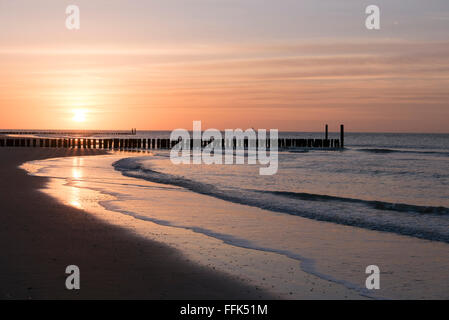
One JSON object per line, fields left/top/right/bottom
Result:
{"left": 340, "top": 124, "right": 344, "bottom": 148}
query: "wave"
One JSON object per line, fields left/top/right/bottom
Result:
{"left": 357, "top": 148, "right": 449, "bottom": 156}
{"left": 259, "top": 190, "right": 449, "bottom": 216}
{"left": 113, "top": 157, "right": 449, "bottom": 243}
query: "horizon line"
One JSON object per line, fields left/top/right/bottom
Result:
{"left": 1, "top": 128, "right": 448, "bottom": 135}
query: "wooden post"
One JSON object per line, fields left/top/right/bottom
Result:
{"left": 325, "top": 124, "right": 328, "bottom": 140}
{"left": 340, "top": 124, "right": 344, "bottom": 149}
{"left": 307, "top": 139, "right": 312, "bottom": 148}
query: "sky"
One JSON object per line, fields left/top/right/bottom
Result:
{"left": 0, "top": 0, "right": 448, "bottom": 132}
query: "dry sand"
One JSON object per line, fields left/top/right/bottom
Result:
{"left": 0, "top": 147, "right": 273, "bottom": 299}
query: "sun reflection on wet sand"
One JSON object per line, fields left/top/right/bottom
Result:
{"left": 69, "top": 157, "right": 84, "bottom": 209}
{"left": 69, "top": 190, "right": 82, "bottom": 209}
{"left": 71, "top": 167, "right": 82, "bottom": 180}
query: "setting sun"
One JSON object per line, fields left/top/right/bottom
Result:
{"left": 72, "top": 109, "right": 87, "bottom": 123}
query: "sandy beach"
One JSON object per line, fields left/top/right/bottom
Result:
{"left": 0, "top": 147, "right": 274, "bottom": 299}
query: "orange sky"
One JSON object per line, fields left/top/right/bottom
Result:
{"left": 1, "top": 1, "right": 448, "bottom": 132}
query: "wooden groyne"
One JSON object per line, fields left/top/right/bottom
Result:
{"left": 0, "top": 137, "right": 342, "bottom": 150}
{"left": 0, "top": 125, "right": 345, "bottom": 151}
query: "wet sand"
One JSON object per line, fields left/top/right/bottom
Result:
{"left": 0, "top": 148, "right": 273, "bottom": 299}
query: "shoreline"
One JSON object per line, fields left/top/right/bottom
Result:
{"left": 0, "top": 148, "right": 273, "bottom": 299}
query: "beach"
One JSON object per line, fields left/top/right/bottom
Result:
{"left": 0, "top": 148, "right": 273, "bottom": 299}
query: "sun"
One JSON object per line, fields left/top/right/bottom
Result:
{"left": 72, "top": 109, "right": 87, "bottom": 123}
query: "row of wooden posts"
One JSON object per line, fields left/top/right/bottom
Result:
{"left": 0, "top": 125, "right": 344, "bottom": 150}
{"left": 0, "top": 137, "right": 342, "bottom": 150}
